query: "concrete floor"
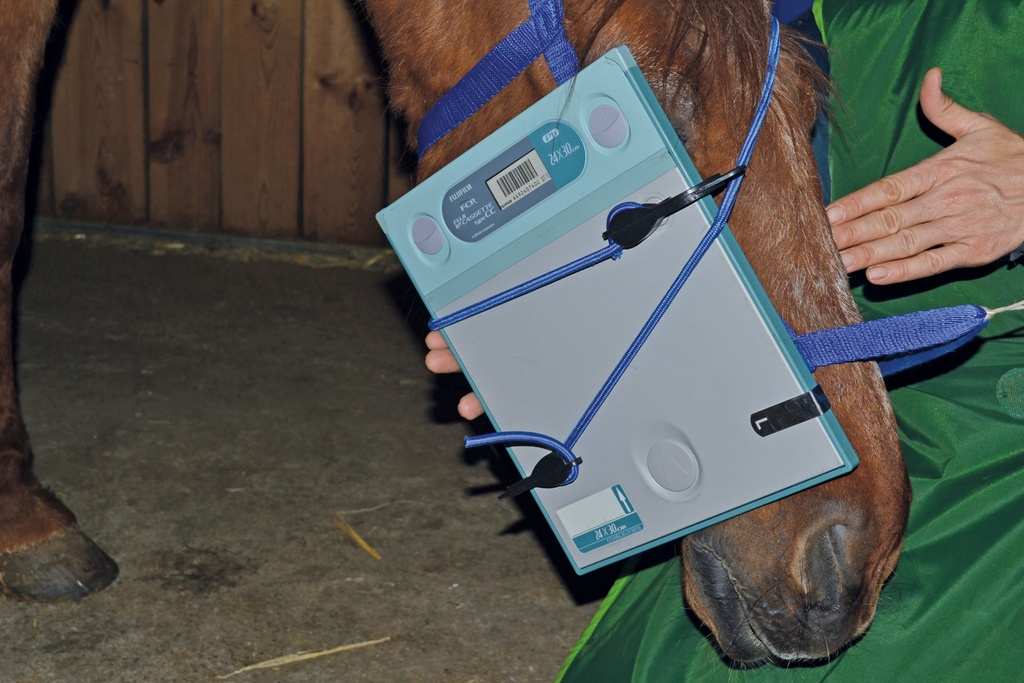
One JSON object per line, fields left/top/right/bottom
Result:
{"left": 0, "top": 226, "right": 621, "bottom": 682}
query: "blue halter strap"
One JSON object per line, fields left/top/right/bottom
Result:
{"left": 416, "top": 0, "right": 578, "bottom": 160}
{"left": 789, "top": 304, "right": 989, "bottom": 377}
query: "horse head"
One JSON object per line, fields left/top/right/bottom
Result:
{"left": 361, "top": 0, "right": 910, "bottom": 664}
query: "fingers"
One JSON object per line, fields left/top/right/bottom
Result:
{"left": 861, "top": 241, "right": 974, "bottom": 285}
{"left": 424, "top": 330, "right": 485, "bottom": 420}
{"left": 834, "top": 188, "right": 959, "bottom": 269}
{"left": 424, "top": 330, "right": 461, "bottom": 374}
{"left": 835, "top": 198, "right": 1008, "bottom": 283}
{"left": 458, "top": 393, "right": 484, "bottom": 421}
{"left": 827, "top": 161, "right": 947, "bottom": 246}
{"left": 830, "top": 180, "right": 943, "bottom": 253}
{"left": 826, "top": 67, "right": 1024, "bottom": 284}
{"left": 424, "top": 329, "right": 448, "bottom": 350}
{"left": 826, "top": 68, "right": 993, "bottom": 237}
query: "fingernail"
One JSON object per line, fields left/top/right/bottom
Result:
{"left": 840, "top": 252, "right": 855, "bottom": 270}
{"left": 826, "top": 204, "right": 845, "bottom": 224}
{"left": 867, "top": 265, "right": 889, "bottom": 282}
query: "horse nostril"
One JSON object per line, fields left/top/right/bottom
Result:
{"left": 797, "top": 522, "right": 875, "bottom": 655}
{"left": 804, "top": 524, "right": 857, "bottom": 611}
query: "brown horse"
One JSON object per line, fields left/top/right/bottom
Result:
{"left": 360, "top": 0, "right": 910, "bottom": 664}
{"left": 0, "top": 0, "right": 907, "bottom": 666}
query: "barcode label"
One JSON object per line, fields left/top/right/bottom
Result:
{"left": 498, "top": 158, "right": 537, "bottom": 195}
{"left": 487, "top": 149, "right": 551, "bottom": 209}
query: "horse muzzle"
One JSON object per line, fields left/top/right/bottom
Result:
{"left": 683, "top": 523, "right": 876, "bottom": 664}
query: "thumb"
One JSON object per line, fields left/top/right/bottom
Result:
{"left": 919, "top": 67, "right": 993, "bottom": 140}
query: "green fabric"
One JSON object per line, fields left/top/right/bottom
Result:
{"left": 558, "top": 2, "right": 1024, "bottom": 680}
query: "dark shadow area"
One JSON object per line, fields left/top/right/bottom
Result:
{"left": 853, "top": 260, "right": 1003, "bottom": 306}
{"left": 12, "top": 0, "right": 78, "bottom": 400}
{"left": 19, "top": 0, "right": 79, "bottom": 292}
{"left": 383, "top": 272, "right": 431, "bottom": 342}
{"left": 348, "top": 0, "right": 417, "bottom": 223}
{"left": 882, "top": 337, "right": 983, "bottom": 392}
{"left": 915, "top": 98, "right": 955, "bottom": 149}
{"left": 383, "top": 270, "right": 478, "bottom": 424}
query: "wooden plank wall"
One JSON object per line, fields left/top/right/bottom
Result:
{"left": 37, "top": 0, "right": 413, "bottom": 246}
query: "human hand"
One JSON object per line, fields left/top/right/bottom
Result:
{"left": 827, "top": 68, "right": 1024, "bottom": 284}
{"left": 424, "top": 330, "right": 484, "bottom": 420}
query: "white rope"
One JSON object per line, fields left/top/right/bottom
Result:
{"left": 983, "top": 299, "right": 1024, "bottom": 319}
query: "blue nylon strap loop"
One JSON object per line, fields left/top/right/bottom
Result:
{"left": 464, "top": 431, "right": 581, "bottom": 484}
{"left": 417, "top": 21, "right": 542, "bottom": 157}
{"left": 417, "top": 0, "right": 578, "bottom": 159}
{"left": 790, "top": 304, "right": 990, "bottom": 375}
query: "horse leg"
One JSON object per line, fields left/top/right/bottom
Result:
{"left": 0, "top": 0, "right": 118, "bottom": 601}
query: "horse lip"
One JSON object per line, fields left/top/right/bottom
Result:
{"left": 686, "top": 541, "right": 773, "bottom": 663}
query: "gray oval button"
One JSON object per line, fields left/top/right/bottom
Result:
{"left": 588, "top": 104, "right": 628, "bottom": 148}
{"left": 412, "top": 216, "right": 444, "bottom": 255}
{"left": 646, "top": 441, "right": 699, "bottom": 492}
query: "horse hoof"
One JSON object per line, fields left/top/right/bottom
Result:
{"left": 0, "top": 526, "right": 119, "bottom": 601}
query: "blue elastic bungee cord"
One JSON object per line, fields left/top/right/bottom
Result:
{"left": 450, "top": 18, "right": 783, "bottom": 483}
{"left": 427, "top": 242, "right": 623, "bottom": 331}
{"left": 562, "top": 18, "right": 781, "bottom": 452}
{"left": 428, "top": 202, "right": 650, "bottom": 331}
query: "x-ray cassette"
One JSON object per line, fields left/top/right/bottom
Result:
{"left": 377, "top": 47, "right": 857, "bottom": 574}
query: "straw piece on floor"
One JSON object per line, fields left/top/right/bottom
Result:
{"left": 334, "top": 515, "right": 382, "bottom": 560}
{"left": 217, "top": 636, "right": 392, "bottom": 679}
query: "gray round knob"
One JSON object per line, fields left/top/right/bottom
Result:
{"left": 412, "top": 216, "right": 444, "bottom": 255}
{"left": 646, "top": 440, "right": 699, "bottom": 492}
{"left": 589, "top": 104, "right": 628, "bottom": 148}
